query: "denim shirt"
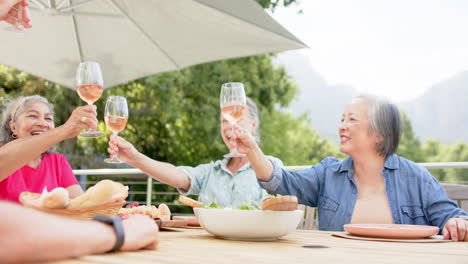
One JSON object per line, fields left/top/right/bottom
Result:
{"left": 260, "top": 154, "right": 468, "bottom": 232}
{"left": 178, "top": 156, "right": 282, "bottom": 208}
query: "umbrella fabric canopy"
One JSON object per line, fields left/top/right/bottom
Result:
{"left": 0, "top": 0, "right": 306, "bottom": 89}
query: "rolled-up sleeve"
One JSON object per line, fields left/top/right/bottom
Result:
{"left": 422, "top": 170, "right": 468, "bottom": 230}
{"left": 177, "top": 163, "right": 212, "bottom": 196}
{"left": 258, "top": 157, "right": 284, "bottom": 193}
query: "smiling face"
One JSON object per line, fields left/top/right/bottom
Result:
{"left": 9, "top": 102, "right": 55, "bottom": 139}
{"left": 220, "top": 110, "right": 256, "bottom": 148}
{"left": 338, "top": 98, "right": 380, "bottom": 157}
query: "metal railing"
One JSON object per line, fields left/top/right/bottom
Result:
{"left": 73, "top": 162, "right": 468, "bottom": 207}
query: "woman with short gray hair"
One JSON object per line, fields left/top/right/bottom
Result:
{"left": 0, "top": 95, "right": 98, "bottom": 203}
{"left": 237, "top": 95, "right": 468, "bottom": 241}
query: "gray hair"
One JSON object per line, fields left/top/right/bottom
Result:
{"left": 0, "top": 95, "right": 55, "bottom": 145}
{"left": 355, "top": 95, "right": 402, "bottom": 157}
{"left": 245, "top": 97, "right": 261, "bottom": 144}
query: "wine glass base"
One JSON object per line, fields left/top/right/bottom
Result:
{"left": 4, "top": 26, "right": 25, "bottom": 33}
{"left": 223, "top": 152, "right": 246, "bottom": 158}
{"left": 104, "top": 157, "right": 124, "bottom": 164}
{"left": 79, "top": 130, "right": 105, "bottom": 138}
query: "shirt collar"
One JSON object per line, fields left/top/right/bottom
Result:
{"left": 336, "top": 153, "right": 399, "bottom": 173}
{"left": 383, "top": 153, "right": 399, "bottom": 169}
{"left": 216, "top": 158, "right": 251, "bottom": 174}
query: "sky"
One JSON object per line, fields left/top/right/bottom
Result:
{"left": 270, "top": 0, "right": 468, "bottom": 102}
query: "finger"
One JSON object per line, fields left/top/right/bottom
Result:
{"left": 22, "top": 4, "right": 29, "bottom": 21}
{"left": 82, "top": 104, "right": 98, "bottom": 115}
{"left": 144, "top": 240, "right": 158, "bottom": 250}
{"left": 449, "top": 220, "right": 459, "bottom": 241}
{"left": 442, "top": 227, "right": 450, "bottom": 240}
{"left": 8, "top": 8, "right": 19, "bottom": 17}
{"left": 4, "top": 16, "right": 17, "bottom": 25}
{"left": 107, "top": 146, "right": 116, "bottom": 155}
{"left": 457, "top": 219, "right": 466, "bottom": 242}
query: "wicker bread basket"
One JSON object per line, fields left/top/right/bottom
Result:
{"left": 19, "top": 192, "right": 126, "bottom": 220}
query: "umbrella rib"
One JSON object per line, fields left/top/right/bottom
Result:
{"left": 192, "top": 0, "right": 307, "bottom": 48}
{"left": 30, "top": 0, "right": 47, "bottom": 9}
{"left": 58, "top": 0, "right": 96, "bottom": 12}
{"left": 71, "top": 7, "right": 84, "bottom": 62}
{"left": 107, "top": 0, "right": 181, "bottom": 69}
{"left": 56, "top": 0, "right": 68, "bottom": 9}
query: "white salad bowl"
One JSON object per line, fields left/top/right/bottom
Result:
{"left": 194, "top": 207, "right": 304, "bottom": 241}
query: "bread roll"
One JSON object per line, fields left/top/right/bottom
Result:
{"left": 42, "top": 187, "right": 70, "bottom": 209}
{"left": 158, "top": 203, "right": 171, "bottom": 221}
{"left": 68, "top": 180, "right": 128, "bottom": 209}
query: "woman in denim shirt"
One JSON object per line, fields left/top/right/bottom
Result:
{"left": 235, "top": 95, "right": 468, "bottom": 241}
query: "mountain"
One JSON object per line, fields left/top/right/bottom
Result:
{"left": 275, "top": 51, "right": 356, "bottom": 142}
{"left": 276, "top": 51, "right": 468, "bottom": 144}
{"left": 399, "top": 71, "right": 468, "bottom": 143}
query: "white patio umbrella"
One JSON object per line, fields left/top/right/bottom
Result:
{"left": 0, "top": 0, "right": 306, "bottom": 89}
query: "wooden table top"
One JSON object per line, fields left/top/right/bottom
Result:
{"left": 52, "top": 228, "right": 468, "bottom": 264}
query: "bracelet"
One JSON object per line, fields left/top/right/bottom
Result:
{"left": 93, "top": 215, "right": 125, "bottom": 252}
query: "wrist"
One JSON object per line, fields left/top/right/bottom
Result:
{"left": 93, "top": 215, "right": 125, "bottom": 252}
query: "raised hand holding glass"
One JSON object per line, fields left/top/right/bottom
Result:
{"left": 75, "top": 61, "right": 105, "bottom": 138}
{"left": 220, "top": 82, "right": 247, "bottom": 158}
{"left": 104, "top": 96, "right": 128, "bottom": 164}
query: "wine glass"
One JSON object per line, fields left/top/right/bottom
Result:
{"left": 104, "top": 96, "right": 129, "bottom": 164}
{"left": 75, "top": 61, "right": 105, "bottom": 138}
{"left": 4, "top": 2, "right": 26, "bottom": 32}
{"left": 220, "top": 82, "right": 247, "bottom": 158}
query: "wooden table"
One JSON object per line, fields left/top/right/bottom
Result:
{"left": 53, "top": 228, "right": 468, "bottom": 264}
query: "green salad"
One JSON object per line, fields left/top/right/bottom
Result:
{"left": 203, "top": 201, "right": 260, "bottom": 210}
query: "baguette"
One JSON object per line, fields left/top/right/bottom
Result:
{"left": 68, "top": 179, "right": 128, "bottom": 210}
{"left": 178, "top": 195, "right": 204, "bottom": 208}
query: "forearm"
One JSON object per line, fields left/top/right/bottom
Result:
{"left": 0, "top": 126, "right": 69, "bottom": 180}
{"left": 129, "top": 153, "right": 190, "bottom": 190}
{"left": 0, "top": 202, "right": 115, "bottom": 263}
{"left": 246, "top": 144, "right": 274, "bottom": 181}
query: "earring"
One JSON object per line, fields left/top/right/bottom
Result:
{"left": 12, "top": 133, "right": 17, "bottom": 139}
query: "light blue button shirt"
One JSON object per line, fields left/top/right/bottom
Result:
{"left": 260, "top": 154, "right": 468, "bottom": 232}
{"left": 178, "top": 156, "right": 283, "bottom": 208}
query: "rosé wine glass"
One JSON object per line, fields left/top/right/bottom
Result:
{"left": 75, "top": 61, "right": 105, "bottom": 138}
{"left": 220, "top": 82, "right": 247, "bottom": 158}
{"left": 4, "top": 2, "right": 26, "bottom": 33}
{"left": 104, "top": 96, "right": 128, "bottom": 164}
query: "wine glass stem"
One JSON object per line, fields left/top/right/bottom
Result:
{"left": 230, "top": 122, "right": 237, "bottom": 153}
{"left": 86, "top": 102, "right": 96, "bottom": 132}
{"left": 112, "top": 131, "right": 119, "bottom": 159}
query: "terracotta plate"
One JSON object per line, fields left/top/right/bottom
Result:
{"left": 173, "top": 216, "right": 200, "bottom": 226}
{"left": 343, "top": 224, "right": 439, "bottom": 239}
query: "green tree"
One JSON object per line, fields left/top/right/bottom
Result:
{"left": 261, "top": 111, "right": 340, "bottom": 165}
{"left": 397, "top": 111, "right": 424, "bottom": 162}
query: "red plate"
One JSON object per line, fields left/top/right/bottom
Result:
{"left": 173, "top": 216, "right": 200, "bottom": 226}
{"left": 343, "top": 224, "right": 439, "bottom": 239}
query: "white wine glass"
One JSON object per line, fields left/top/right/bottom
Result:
{"left": 220, "top": 82, "right": 247, "bottom": 158}
{"left": 75, "top": 61, "right": 105, "bottom": 138}
{"left": 104, "top": 96, "right": 129, "bottom": 164}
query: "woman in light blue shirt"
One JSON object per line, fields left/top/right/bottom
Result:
{"left": 236, "top": 95, "right": 468, "bottom": 241}
{"left": 108, "top": 98, "right": 281, "bottom": 208}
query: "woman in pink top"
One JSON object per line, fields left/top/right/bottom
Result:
{"left": 0, "top": 95, "right": 99, "bottom": 203}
